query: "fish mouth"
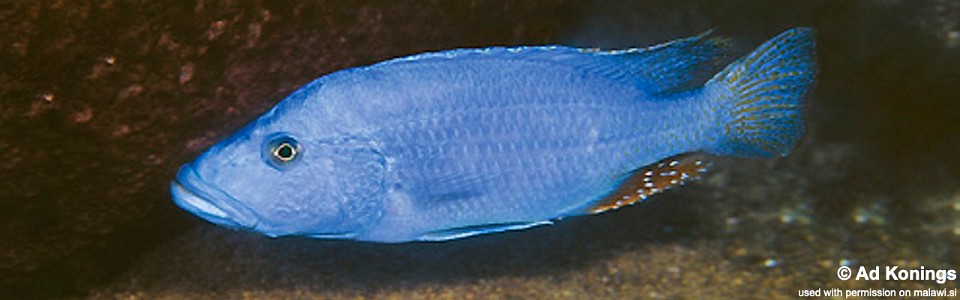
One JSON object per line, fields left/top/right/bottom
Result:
{"left": 171, "top": 164, "right": 259, "bottom": 229}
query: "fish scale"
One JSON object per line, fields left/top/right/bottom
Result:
{"left": 171, "top": 28, "right": 816, "bottom": 242}
{"left": 376, "top": 101, "right": 684, "bottom": 227}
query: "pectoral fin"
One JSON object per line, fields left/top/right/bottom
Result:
{"left": 409, "top": 172, "right": 492, "bottom": 209}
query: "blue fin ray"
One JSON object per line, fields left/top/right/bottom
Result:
{"left": 591, "top": 31, "right": 731, "bottom": 94}
{"left": 376, "top": 31, "right": 731, "bottom": 95}
{"left": 705, "top": 28, "right": 816, "bottom": 158}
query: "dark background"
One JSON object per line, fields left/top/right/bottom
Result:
{"left": 1, "top": 1, "right": 957, "bottom": 298}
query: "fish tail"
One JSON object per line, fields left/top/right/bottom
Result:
{"left": 704, "top": 28, "right": 816, "bottom": 158}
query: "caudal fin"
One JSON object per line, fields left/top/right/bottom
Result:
{"left": 705, "top": 28, "right": 816, "bottom": 158}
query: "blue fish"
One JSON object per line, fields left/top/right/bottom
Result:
{"left": 171, "top": 28, "right": 815, "bottom": 242}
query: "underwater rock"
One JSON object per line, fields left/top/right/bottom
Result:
{"left": 0, "top": 1, "right": 581, "bottom": 298}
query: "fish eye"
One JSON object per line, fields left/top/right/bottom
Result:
{"left": 273, "top": 142, "right": 297, "bottom": 162}
{"left": 263, "top": 134, "right": 302, "bottom": 168}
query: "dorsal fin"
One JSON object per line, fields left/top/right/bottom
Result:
{"left": 586, "top": 153, "right": 710, "bottom": 214}
{"left": 373, "top": 31, "right": 730, "bottom": 95}
{"left": 587, "top": 31, "right": 730, "bottom": 94}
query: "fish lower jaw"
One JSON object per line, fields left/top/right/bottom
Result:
{"left": 172, "top": 183, "right": 264, "bottom": 231}
{"left": 171, "top": 180, "right": 230, "bottom": 220}
{"left": 170, "top": 165, "right": 260, "bottom": 230}
{"left": 170, "top": 181, "right": 251, "bottom": 230}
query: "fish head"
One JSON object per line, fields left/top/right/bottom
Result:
{"left": 171, "top": 98, "right": 386, "bottom": 239}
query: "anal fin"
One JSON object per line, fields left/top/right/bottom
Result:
{"left": 587, "top": 153, "right": 710, "bottom": 214}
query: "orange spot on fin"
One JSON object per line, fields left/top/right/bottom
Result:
{"left": 588, "top": 153, "right": 710, "bottom": 214}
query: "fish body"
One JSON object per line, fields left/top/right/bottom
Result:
{"left": 171, "top": 28, "right": 816, "bottom": 242}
